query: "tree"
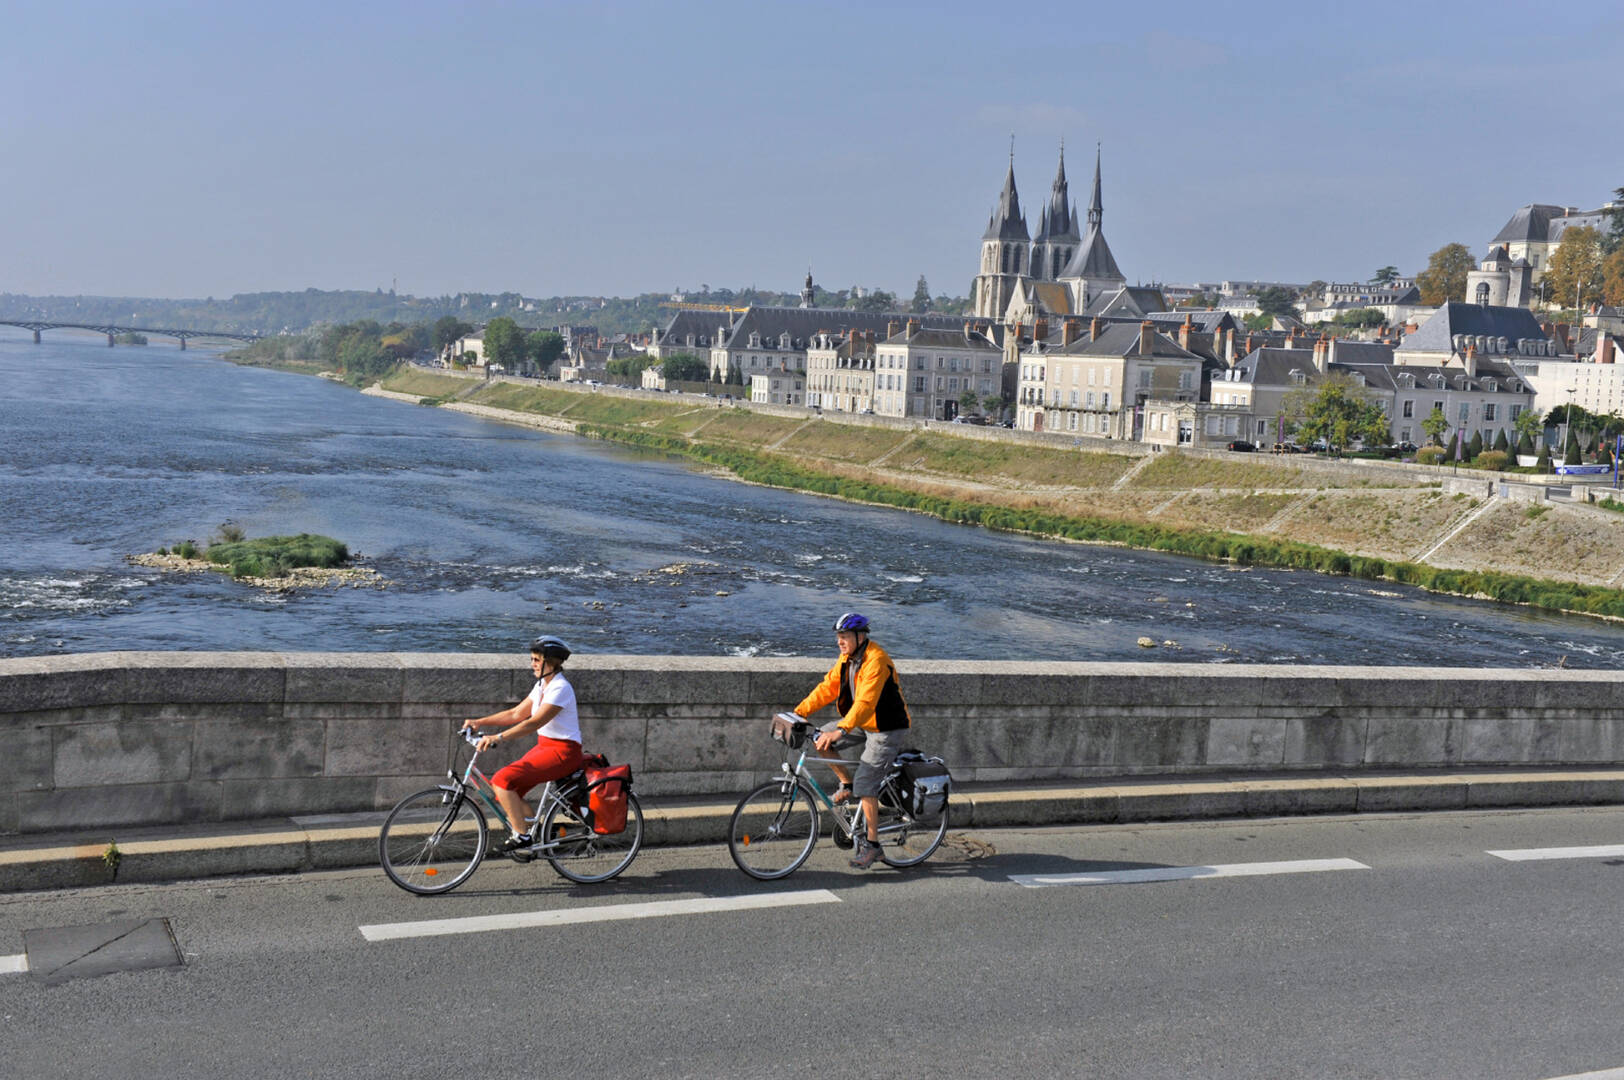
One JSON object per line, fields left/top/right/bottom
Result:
{"left": 911, "top": 276, "right": 931, "bottom": 314}
{"left": 481, "top": 317, "right": 525, "bottom": 370}
{"left": 1493, "top": 429, "right": 1510, "bottom": 454}
{"left": 1565, "top": 428, "right": 1583, "bottom": 465}
{"left": 1333, "top": 308, "right": 1385, "bottom": 329}
{"left": 661, "top": 353, "right": 710, "bottom": 382}
{"left": 848, "top": 289, "right": 897, "bottom": 313}
{"left": 1601, "top": 246, "right": 1624, "bottom": 306}
{"left": 1605, "top": 186, "right": 1624, "bottom": 254}
{"left": 432, "top": 316, "right": 473, "bottom": 360}
{"left": 1544, "top": 226, "right": 1605, "bottom": 312}
{"left": 526, "top": 330, "right": 564, "bottom": 374}
{"left": 1467, "top": 431, "right": 1483, "bottom": 460}
{"left": 1535, "top": 444, "right": 1552, "bottom": 473}
{"left": 1514, "top": 407, "right": 1544, "bottom": 445}
{"left": 1371, "top": 266, "right": 1400, "bottom": 286}
{"left": 1283, "top": 373, "right": 1389, "bottom": 451}
{"left": 958, "top": 389, "right": 980, "bottom": 415}
{"left": 1416, "top": 243, "right": 1474, "bottom": 305}
{"left": 1421, "top": 405, "right": 1451, "bottom": 447}
{"left": 1517, "top": 429, "right": 1535, "bottom": 458}
{"left": 1255, "top": 286, "right": 1297, "bottom": 320}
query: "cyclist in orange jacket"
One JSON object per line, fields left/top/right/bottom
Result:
{"left": 795, "top": 612, "right": 912, "bottom": 869}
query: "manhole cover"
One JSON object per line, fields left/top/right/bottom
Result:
{"left": 23, "top": 918, "right": 183, "bottom": 984}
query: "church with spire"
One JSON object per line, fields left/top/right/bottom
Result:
{"left": 971, "top": 144, "right": 1131, "bottom": 322}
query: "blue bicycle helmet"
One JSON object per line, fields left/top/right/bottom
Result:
{"left": 832, "top": 612, "right": 870, "bottom": 633}
{"left": 530, "top": 635, "right": 572, "bottom": 662}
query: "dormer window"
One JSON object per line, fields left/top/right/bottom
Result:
{"left": 1482, "top": 379, "right": 1496, "bottom": 392}
{"left": 1291, "top": 370, "right": 1307, "bottom": 385}
{"left": 749, "top": 332, "right": 761, "bottom": 348}
{"left": 779, "top": 332, "right": 791, "bottom": 349}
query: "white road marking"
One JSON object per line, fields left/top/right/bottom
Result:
{"left": 359, "top": 888, "right": 840, "bottom": 942}
{"left": 1486, "top": 845, "right": 1624, "bottom": 862}
{"left": 0, "top": 953, "right": 27, "bottom": 975}
{"left": 1538, "top": 1068, "right": 1624, "bottom": 1079}
{"left": 1010, "top": 857, "right": 1370, "bottom": 888}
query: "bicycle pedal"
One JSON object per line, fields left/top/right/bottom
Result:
{"left": 508, "top": 849, "right": 535, "bottom": 864}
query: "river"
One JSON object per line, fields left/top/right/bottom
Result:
{"left": 4, "top": 330, "right": 1624, "bottom": 667}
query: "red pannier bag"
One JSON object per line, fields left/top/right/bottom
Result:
{"left": 584, "top": 757, "right": 633, "bottom": 835}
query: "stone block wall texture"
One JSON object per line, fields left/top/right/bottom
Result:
{"left": 4, "top": 653, "right": 1624, "bottom": 834}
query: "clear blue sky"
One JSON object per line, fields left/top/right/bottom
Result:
{"left": 5, "top": 0, "right": 1619, "bottom": 302}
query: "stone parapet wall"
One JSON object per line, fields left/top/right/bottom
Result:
{"left": 4, "top": 653, "right": 1622, "bottom": 835}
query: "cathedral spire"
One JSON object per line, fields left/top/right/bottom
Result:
{"left": 1087, "top": 143, "right": 1103, "bottom": 229}
{"left": 981, "top": 146, "right": 1029, "bottom": 242}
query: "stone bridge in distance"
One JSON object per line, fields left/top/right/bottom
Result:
{"left": 0, "top": 319, "right": 262, "bottom": 349}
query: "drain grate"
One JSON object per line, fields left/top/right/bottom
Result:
{"left": 23, "top": 918, "right": 183, "bottom": 984}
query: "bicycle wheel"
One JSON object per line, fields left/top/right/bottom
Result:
{"left": 729, "top": 780, "right": 819, "bottom": 880}
{"left": 874, "top": 778, "right": 949, "bottom": 868}
{"left": 540, "top": 782, "right": 644, "bottom": 884}
{"left": 379, "top": 786, "right": 488, "bottom": 895}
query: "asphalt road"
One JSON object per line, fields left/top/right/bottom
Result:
{"left": 4, "top": 808, "right": 1624, "bottom": 1080}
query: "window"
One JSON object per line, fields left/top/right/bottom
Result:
{"left": 1070, "top": 389, "right": 1079, "bottom": 407}
{"left": 1088, "top": 367, "right": 1096, "bottom": 385}
{"left": 1433, "top": 400, "right": 1443, "bottom": 414}
{"left": 1402, "top": 400, "right": 1413, "bottom": 418}
{"left": 935, "top": 376, "right": 944, "bottom": 391}
{"left": 914, "top": 376, "right": 925, "bottom": 392}
{"left": 1458, "top": 403, "right": 1470, "bottom": 425}
{"left": 1484, "top": 403, "right": 1497, "bottom": 421}
{"left": 1087, "top": 391, "right": 1096, "bottom": 407}
{"left": 1067, "top": 412, "right": 1078, "bottom": 431}
{"left": 1510, "top": 404, "right": 1523, "bottom": 420}
{"left": 1102, "top": 392, "right": 1111, "bottom": 409}
{"left": 1139, "top": 370, "right": 1152, "bottom": 388}
{"left": 1178, "top": 371, "right": 1192, "bottom": 391}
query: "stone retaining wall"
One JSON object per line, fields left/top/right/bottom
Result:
{"left": 4, "top": 653, "right": 1622, "bottom": 834}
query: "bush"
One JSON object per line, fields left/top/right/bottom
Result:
{"left": 174, "top": 540, "right": 198, "bottom": 559}
{"left": 204, "top": 534, "right": 349, "bottom": 579}
{"left": 1416, "top": 446, "right": 1448, "bottom": 466}
{"left": 1476, "top": 450, "right": 1509, "bottom": 471}
{"left": 1517, "top": 431, "right": 1535, "bottom": 457}
{"left": 1536, "top": 445, "right": 1553, "bottom": 472}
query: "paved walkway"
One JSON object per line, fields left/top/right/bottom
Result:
{"left": 5, "top": 766, "right": 1622, "bottom": 893}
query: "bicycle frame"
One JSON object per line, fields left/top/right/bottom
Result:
{"left": 774, "top": 743, "right": 911, "bottom": 842}
{"left": 448, "top": 734, "right": 588, "bottom": 856}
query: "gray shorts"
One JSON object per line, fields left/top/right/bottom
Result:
{"left": 818, "top": 722, "right": 903, "bottom": 798}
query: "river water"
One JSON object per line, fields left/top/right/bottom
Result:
{"left": 4, "top": 330, "right": 1624, "bottom": 667}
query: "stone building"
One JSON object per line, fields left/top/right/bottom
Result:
{"left": 872, "top": 320, "right": 1003, "bottom": 420}
{"left": 1015, "top": 319, "right": 1201, "bottom": 438}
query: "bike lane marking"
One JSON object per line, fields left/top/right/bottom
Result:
{"left": 1486, "top": 844, "right": 1624, "bottom": 862}
{"left": 1, "top": 953, "right": 26, "bottom": 975}
{"left": 1537, "top": 1068, "right": 1624, "bottom": 1079}
{"left": 359, "top": 888, "right": 840, "bottom": 942}
{"left": 1009, "top": 857, "right": 1370, "bottom": 888}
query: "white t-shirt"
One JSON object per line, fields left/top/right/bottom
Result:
{"left": 526, "top": 674, "right": 581, "bottom": 745}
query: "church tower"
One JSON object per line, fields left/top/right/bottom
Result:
{"left": 971, "top": 148, "right": 1030, "bottom": 319}
{"left": 1058, "top": 146, "right": 1126, "bottom": 311}
{"left": 800, "top": 269, "right": 815, "bottom": 308}
{"left": 1029, "top": 146, "right": 1081, "bottom": 283}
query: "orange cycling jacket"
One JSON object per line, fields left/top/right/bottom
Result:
{"left": 795, "top": 641, "right": 912, "bottom": 733}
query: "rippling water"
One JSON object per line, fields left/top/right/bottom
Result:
{"left": 5, "top": 329, "right": 1624, "bottom": 667}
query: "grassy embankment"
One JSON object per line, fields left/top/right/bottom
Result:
{"left": 378, "top": 371, "right": 1624, "bottom": 619}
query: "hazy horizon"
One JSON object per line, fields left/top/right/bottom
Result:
{"left": 7, "top": 0, "right": 1619, "bottom": 302}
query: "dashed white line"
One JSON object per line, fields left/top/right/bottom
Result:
{"left": 1486, "top": 844, "right": 1624, "bottom": 862}
{"left": 359, "top": 888, "right": 840, "bottom": 942}
{"left": 1, "top": 953, "right": 27, "bottom": 975}
{"left": 1010, "top": 857, "right": 1370, "bottom": 888}
{"left": 1537, "top": 1067, "right": 1624, "bottom": 1079}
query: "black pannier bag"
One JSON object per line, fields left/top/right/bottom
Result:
{"left": 770, "top": 711, "right": 808, "bottom": 749}
{"left": 890, "top": 749, "right": 951, "bottom": 819}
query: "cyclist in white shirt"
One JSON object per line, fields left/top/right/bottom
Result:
{"left": 460, "top": 636, "right": 581, "bottom": 854}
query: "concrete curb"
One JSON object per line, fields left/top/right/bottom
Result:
{"left": 4, "top": 768, "right": 1622, "bottom": 893}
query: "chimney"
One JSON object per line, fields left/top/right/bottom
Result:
{"left": 1034, "top": 317, "right": 1048, "bottom": 342}
{"left": 1245, "top": 333, "right": 1257, "bottom": 355}
{"left": 1061, "top": 319, "right": 1077, "bottom": 346}
{"left": 1090, "top": 317, "right": 1102, "bottom": 342}
{"left": 1139, "top": 320, "right": 1155, "bottom": 357}
{"left": 1602, "top": 334, "right": 1616, "bottom": 365}
{"left": 1223, "top": 328, "right": 1235, "bottom": 365}
{"left": 1313, "top": 338, "right": 1328, "bottom": 373}
{"left": 1179, "top": 314, "right": 1193, "bottom": 351}
{"left": 905, "top": 318, "right": 919, "bottom": 338}
{"left": 886, "top": 320, "right": 899, "bottom": 340}
{"left": 1465, "top": 343, "right": 1478, "bottom": 378}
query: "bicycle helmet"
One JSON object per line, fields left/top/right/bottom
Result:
{"left": 832, "top": 612, "right": 870, "bottom": 634}
{"left": 530, "top": 635, "right": 572, "bottom": 662}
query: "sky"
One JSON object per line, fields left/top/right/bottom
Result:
{"left": 5, "top": 0, "right": 1621, "bottom": 303}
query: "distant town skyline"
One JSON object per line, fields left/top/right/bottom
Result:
{"left": 5, "top": 0, "right": 1620, "bottom": 302}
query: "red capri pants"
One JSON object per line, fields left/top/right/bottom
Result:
{"left": 491, "top": 736, "right": 583, "bottom": 796}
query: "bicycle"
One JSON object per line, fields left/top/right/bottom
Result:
{"left": 379, "top": 731, "right": 644, "bottom": 895}
{"left": 727, "top": 714, "right": 950, "bottom": 881}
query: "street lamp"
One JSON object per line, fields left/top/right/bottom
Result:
{"left": 1562, "top": 386, "right": 1576, "bottom": 465}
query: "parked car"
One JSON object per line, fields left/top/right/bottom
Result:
{"left": 1000, "top": 419, "right": 1015, "bottom": 428}
{"left": 1226, "top": 440, "right": 1257, "bottom": 452}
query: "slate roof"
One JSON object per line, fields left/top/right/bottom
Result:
{"left": 655, "top": 308, "right": 736, "bottom": 348}
{"left": 1228, "top": 346, "right": 1530, "bottom": 396}
{"left": 1060, "top": 226, "right": 1125, "bottom": 283}
{"left": 1492, "top": 204, "right": 1569, "bottom": 244}
{"left": 718, "top": 306, "right": 965, "bottom": 351}
{"left": 1146, "top": 311, "right": 1240, "bottom": 335}
{"left": 1048, "top": 322, "right": 1199, "bottom": 361}
{"left": 982, "top": 161, "right": 1030, "bottom": 242}
{"left": 891, "top": 326, "right": 1001, "bottom": 351}
{"left": 1020, "top": 281, "right": 1076, "bottom": 317}
{"left": 1398, "top": 302, "right": 1553, "bottom": 356}
{"left": 1084, "top": 285, "right": 1164, "bottom": 319}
